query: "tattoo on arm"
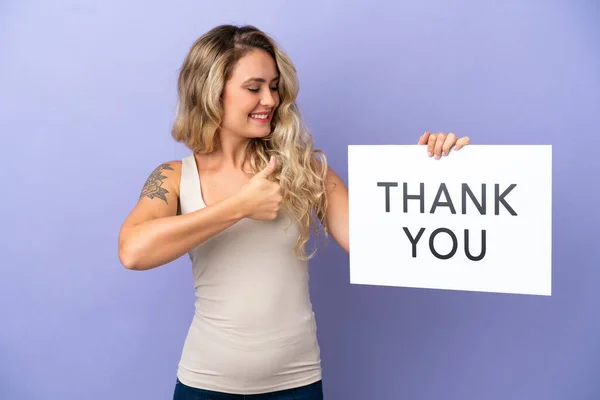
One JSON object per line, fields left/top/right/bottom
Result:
{"left": 139, "top": 164, "right": 175, "bottom": 203}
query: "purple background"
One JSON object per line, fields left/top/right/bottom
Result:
{"left": 1, "top": 1, "right": 599, "bottom": 399}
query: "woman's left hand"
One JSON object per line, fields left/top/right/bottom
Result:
{"left": 418, "top": 131, "right": 470, "bottom": 159}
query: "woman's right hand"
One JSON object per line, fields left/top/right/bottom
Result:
{"left": 237, "top": 156, "right": 283, "bottom": 221}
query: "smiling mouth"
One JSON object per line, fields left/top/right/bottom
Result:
{"left": 249, "top": 113, "right": 271, "bottom": 122}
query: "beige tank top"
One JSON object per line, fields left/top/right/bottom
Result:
{"left": 175, "top": 154, "right": 322, "bottom": 394}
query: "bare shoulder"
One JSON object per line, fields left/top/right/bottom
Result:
{"left": 311, "top": 153, "right": 345, "bottom": 193}
{"left": 324, "top": 165, "right": 346, "bottom": 194}
{"left": 321, "top": 163, "right": 350, "bottom": 252}
{"left": 138, "top": 160, "right": 183, "bottom": 204}
{"left": 121, "top": 160, "right": 183, "bottom": 230}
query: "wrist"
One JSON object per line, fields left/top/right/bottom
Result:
{"left": 228, "top": 193, "right": 249, "bottom": 220}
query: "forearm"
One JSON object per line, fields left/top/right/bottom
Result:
{"left": 119, "top": 195, "right": 246, "bottom": 270}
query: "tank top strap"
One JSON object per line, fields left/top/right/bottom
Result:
{"left": 179, "top": 153, "right": 205, "bottom": 215}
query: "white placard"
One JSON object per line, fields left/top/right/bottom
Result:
{"left": 348, "top": 145, "right": 552, "bottom": 296}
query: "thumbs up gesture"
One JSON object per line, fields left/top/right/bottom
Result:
{"left": 237, "top": 156, "right": 284, "bottom": 221}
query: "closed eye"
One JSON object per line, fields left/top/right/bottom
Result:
{"left": 248, "top": 86, "right": 279, "bottom": 93}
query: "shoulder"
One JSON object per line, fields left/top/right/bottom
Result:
{"left": 325, "top": 166, "right": 346, "bottom": 194}
{"left": 310, "top": 152, "right": 345, "bottom": 192}
{"left": 325, "top": 166, "right": 342, "bottom": 180}
{"left": 148, "top": 160, "right": 183, "bottom": 174}
{"left": 145, "top": 160, "right": 183, "bottom": 181}
{"left": 140, "top": 160, "right": 183, "bottom": 201}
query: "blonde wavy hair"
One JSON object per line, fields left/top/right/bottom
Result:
{"left": 171, "top": 24, "right": 329, "bottom": 260}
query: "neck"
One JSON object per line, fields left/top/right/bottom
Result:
{"left": 209, "top": 132, "right": 251, "bottom": 170}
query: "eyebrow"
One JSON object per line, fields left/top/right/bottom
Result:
{"left": 242, "top": 76, "right": 280, "bottom": 84}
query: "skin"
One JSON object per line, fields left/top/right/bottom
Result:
{"left": 117, "top": 49, "right": 470, "bottom": 270}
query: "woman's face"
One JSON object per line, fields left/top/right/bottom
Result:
{"left": 220, "top": 49, "right": 280, "bottom": 141}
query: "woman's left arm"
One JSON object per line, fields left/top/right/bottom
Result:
{"left": 324, "top": 132, "right": 471, "bottom": 253}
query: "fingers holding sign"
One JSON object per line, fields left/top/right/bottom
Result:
{"left": 418, "top": 131, "right": 470, "bottom": 159}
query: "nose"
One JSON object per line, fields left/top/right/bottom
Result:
{"left": 260, "top": 88, "right": 277, "bottom": 108}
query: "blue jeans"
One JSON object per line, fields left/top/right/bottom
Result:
{"left": 173, "top": 378, "right": 324, "bottom": 400}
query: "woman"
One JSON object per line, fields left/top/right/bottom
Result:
{"left": 118, "top": 24, "right": 470, "bottom": 399}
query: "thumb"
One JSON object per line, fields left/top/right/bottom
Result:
{"left": 254, "top": 156, "right": 277, "bottom": 179}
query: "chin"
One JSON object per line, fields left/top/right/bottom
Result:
{"left": 248, "top": 131, "right": 272, "bottom": 140}
{"left": 245, "top": 126, "right": 272, "bottom": 139}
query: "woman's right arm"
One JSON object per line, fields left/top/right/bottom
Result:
{"left": 118, "top": 161, "right": 246, "bottom": 271}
